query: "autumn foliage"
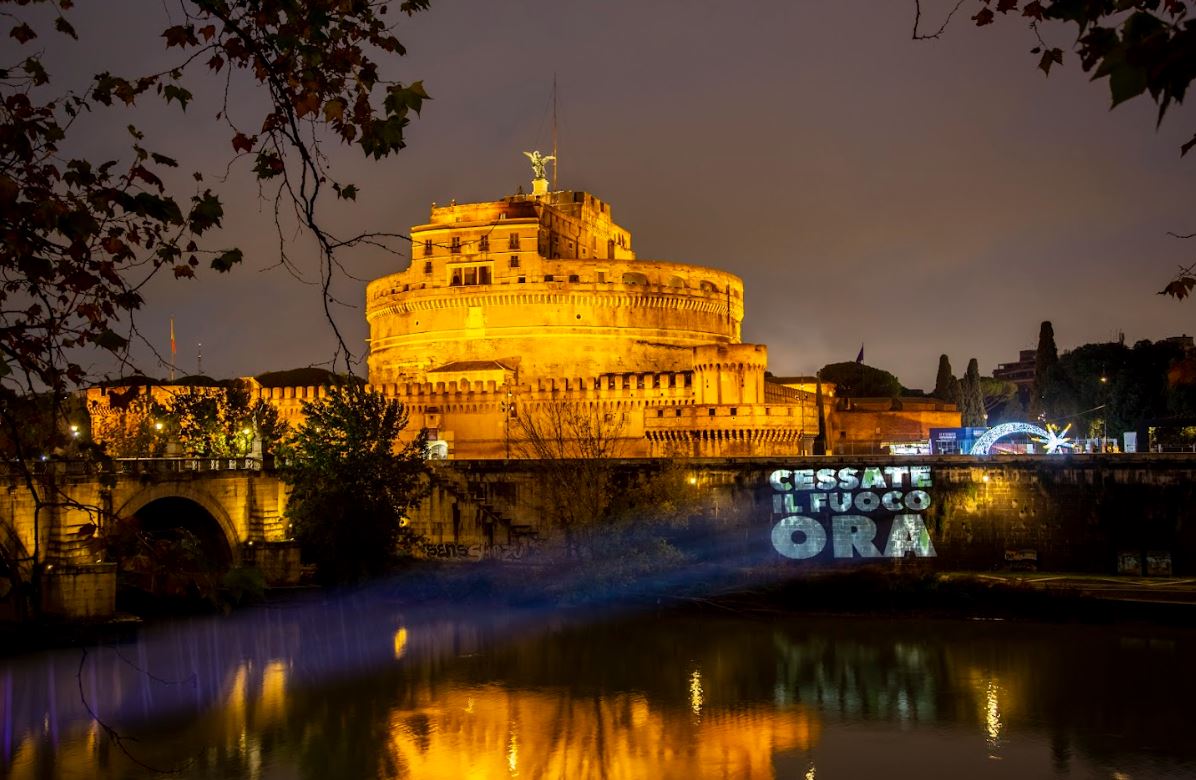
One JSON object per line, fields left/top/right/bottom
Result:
{"left": 1, "top": 0, "right": 431, "bottom": 428}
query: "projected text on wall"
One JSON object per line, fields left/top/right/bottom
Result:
{"left": 768, "top": 466, "right": 937, "bottom": 559}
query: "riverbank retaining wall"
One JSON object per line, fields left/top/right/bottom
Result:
{"left": 416, "top": 454, "right": 1196, "bottom": 574}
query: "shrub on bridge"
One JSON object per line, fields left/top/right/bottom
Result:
{"left": 281, "top": 386, "right": 429, "bottom": 585}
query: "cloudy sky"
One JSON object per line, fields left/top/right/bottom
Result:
{"left": 43, "top": 1, "right": 1196, "bottom": 390}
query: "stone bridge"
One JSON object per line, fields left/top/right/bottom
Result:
{"left": 1, "top": 459, "right": 294, "bottom": 618}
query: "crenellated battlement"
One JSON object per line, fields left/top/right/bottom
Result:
{"left": 257, "top": 368, "right": 699, "bottom": 409}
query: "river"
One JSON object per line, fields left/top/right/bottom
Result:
{"left": 2, "top": 595, "right": 1193, "bottom": 779}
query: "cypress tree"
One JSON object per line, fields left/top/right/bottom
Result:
{"left": 961, "top": 358, "right": 987, "bottom": 427}
{"left": 933, "top": 354, "right": 959, "bottom": 404}
{"left": 813, "top": 371, "right": 827, "bottom": 455}
{"left": 1030, "top": 321, "right": 1058, "bottom": 418}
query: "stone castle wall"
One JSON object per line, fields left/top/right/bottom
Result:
{"left": 255, "top": 362, "right": 821, "bottom": 459}
{"left": 366, "top": 260, "right": 745, "bottom": 382}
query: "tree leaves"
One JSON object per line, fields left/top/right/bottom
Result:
{"left": 1160, "top": 274, "right": 1196, "bottom": 300}
{"left": 962, "top": 1, "right": 1196, "bottom": 154}
{"left": 1037, "top": 47, "right": 1063, "bottom": 75}
{"left": 1182, "top": 132, "right": 1196, "bottom": 157}
{"left": 9, "top": 23, "right": 37, "bottom": 44}
{"left": 322, "top": 97, "right": 346, "bottom": 122}
{"left": 162, "top": 84, "right": 193, "bottom": 110}
{"left": 252, "top": 151, "right": 284, "bottom": 178}
{"left": 53, "top": 16, "right": 77, "bottom": 40}
{"left": 0, "top": 0, "right": 430, "bottom": 441}
{"left": 188, "top": 190, "right": 224, "bottom": 234}
{"left": 162, "top": 24, "right": 198, "bottom": 48}
{"left": 210, "top": 248, "right": 243, "bottom": 272}
{"left": 231, "top": 132, "right": 256, "bottom": 153}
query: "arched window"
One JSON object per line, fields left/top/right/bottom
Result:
{"left": 699, "top": 280, "right": 718, "bottom": 292}
{"left": 667, "top": 276, "right": 685, "bottom": 288}
{"left": 622, "top": 272, "right": 649, "bottom": 286}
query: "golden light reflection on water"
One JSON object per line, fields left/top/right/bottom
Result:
{"left": 393, "top": 628, "right": 409, "bottom": 660}
{"left": 689, "top": 667, "right": 704, "bottom": 718}
{"left": 984, "top": 679, "right": 1003, "bottom": 757}
{"left": 506, "top": 722, "right": 519, "bottom": 776}
{"left": 384, "top": 685, "right": 819, "bottom": 780}
{"left": 260, "top": 660, "right": 288, "bottom": 722}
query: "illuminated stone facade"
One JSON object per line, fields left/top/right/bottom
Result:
{"left": 270, "top": 183, "right": 812, "bottom": 457}
{"left": 251, "top": 179, "right": 959, "bottom": 458}
{"left": 82, "top": 179, "right": 957, "bottom": 458}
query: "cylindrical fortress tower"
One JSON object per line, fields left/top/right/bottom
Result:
{"left": 691, "top": 344, "right": 769, "bottom": 406}
{"left": 365, "top": 189, "right": 745, "bottom": 383}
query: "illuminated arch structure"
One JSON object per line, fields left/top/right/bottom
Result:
{"left": 969, "top": 422, "right": 1073, "bottom": 456}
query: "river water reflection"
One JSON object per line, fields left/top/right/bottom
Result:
{"left": 2, "top": 598, "right": 1194, "bottom": 779}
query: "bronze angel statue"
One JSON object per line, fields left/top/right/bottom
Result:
{"left": 523, "top": 150, "right": 555, "bottom": 180}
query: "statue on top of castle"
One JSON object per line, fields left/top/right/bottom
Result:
{"left": 523, "top": 150, "right": 555, "bottom": 181}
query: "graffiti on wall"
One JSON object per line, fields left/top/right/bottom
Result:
{"left": 768, "top": 466, "right": 936, "bottom": 560}
{"left": 422, "top": 540, "right": 542, "bottom": 561}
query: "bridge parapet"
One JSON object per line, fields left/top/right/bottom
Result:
{"left": 2, "top": 457, "right": 267, "bottom": 481}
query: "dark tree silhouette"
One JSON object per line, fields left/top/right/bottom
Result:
{"left": 1030, "top": 320, "right": 1059, "bottom": 418}
{"left": 960, "top": 358, "right": 987, "bottom": 427}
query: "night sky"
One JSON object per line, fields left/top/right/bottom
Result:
{"left": 47, "top": 1, "right": 1196, "bottom": 390}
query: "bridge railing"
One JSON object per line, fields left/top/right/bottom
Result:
{"left": 2, "top": 457, "right": 266, "bottom": 478}
{"left": 111, "top": 457, "right": 265, "bottom": 474}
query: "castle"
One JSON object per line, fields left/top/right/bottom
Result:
{"left": 90, "top": 160, "right": 960, "bottom": 457}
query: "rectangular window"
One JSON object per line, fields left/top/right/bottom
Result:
{"left": 450, "top": 236, "right": 461, "bottom": 254}
{"left": 517, "top": 276, "right": 526, "bottom": 283}
{"left": 508, "top": 233, "right": 521, "bottom": 250}
{"left": 544, "top": 274, "right": 554, "bottom": 282}
{"left": 424, "top": 261, "right": 432, "bottom": 274}
{"left": 450, "top": 264, "right": 493, "bottom": 287}
{"left": 509, "top": 255, "right": 520, "bottom": 268}
{"left": 597, "top": 271, "right": 606, "bottom": 283}
{"left": 568, "top": 274, "right": 579, "bottom": 283}
{"left": 423, "top": 240, "right": 432, "bottom": 256}
{"left": 479, "top": 235, "right": 489, "bottom": 252}
{"left": 708, "top": 408, "right": 716, "bottom": 416}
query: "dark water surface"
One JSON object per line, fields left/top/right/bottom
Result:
{"left": 2, "top": 597, "right": 1194, "bottom": 779}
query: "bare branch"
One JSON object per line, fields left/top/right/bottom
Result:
{"left": 913, "top": 0, "right": 969, "bottom": 40}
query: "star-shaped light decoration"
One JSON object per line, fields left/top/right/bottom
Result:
{"left": 1032, "top": 423, "right": 1073, "bottom": 454}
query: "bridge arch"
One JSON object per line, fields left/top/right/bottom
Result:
{"left": 115, "top": 484, "right": 241, "bottom": 567}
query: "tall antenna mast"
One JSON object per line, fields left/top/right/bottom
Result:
{"left": 551, "top": 73, "right": 558, "bottom": 191}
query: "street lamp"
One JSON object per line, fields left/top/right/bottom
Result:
{"left": 502, "top": 387, "right": 514, "bottom": 460}
{"left": 1099, "top": 376, "right": 1108, "bottom": 452}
